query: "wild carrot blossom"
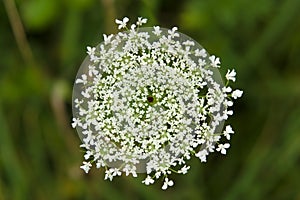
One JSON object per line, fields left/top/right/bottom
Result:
{"left": 72, "top": 17, "right": 243, "bottom": 190}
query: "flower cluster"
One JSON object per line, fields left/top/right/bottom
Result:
{"left": 72, "top": 17, "right": 243, "bottom": 190}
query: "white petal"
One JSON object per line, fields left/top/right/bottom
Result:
{"left": 224, "top": 143, "right": 230, "bottom": 148}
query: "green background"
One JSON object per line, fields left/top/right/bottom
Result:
{"left": 1, "top": 0, "right": 300, "bottom": 199}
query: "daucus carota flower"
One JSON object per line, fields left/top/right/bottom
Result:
{"left": 226, "top": 69, "right": 236, "bottom": 82}
{"left": 232, "top": 89, "right": 243, "bottom": 99}
{"left": 72, "top": 17, "right": 243, "bottom": 190}
{"left": 115, "top": 17, "right": 129, "bottom": 29}
{"left": 162, "top": 177, "right": 174, "bottom": 190}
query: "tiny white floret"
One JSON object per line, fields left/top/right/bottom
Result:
{"left": 115, "top": 17, "right": 129, "bottom": 29}
{"left": 216, "top": 143, "right": 230, "bottom": 155}
{"left": 226, "top": 69, "right": 236, "bottom": 82}
{"left": 232, "top": 89, "right": 243, "bottom": 99}
{"left": 209, "top": 55, "right": 221, "bottom": 68}
{"left": 142, "top": 175, "right": 155, "bottom": 185}
{"left": 80, "top": 161, "right": 92, "bottom": 173}
{"left": 162, "top": 178, "right": 174, "bottom": 190}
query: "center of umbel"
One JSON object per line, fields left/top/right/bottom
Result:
{"left": 147, "top": 96, "right": 154, "bottom": 103}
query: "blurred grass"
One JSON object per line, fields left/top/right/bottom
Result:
{"left": 1, "top": 0, "right": 300, "bottom": 199}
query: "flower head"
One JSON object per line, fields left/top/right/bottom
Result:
{"left": 72, "top": 17, "right": 243, "bottom": 190}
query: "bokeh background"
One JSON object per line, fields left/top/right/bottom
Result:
{"left": 1, "top": 0, "right": 300, "bottom": 199}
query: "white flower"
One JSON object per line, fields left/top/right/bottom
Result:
{"left": 209, "top": 55, "right": 221, "bottom": 68}
{"left": 198, "top": 59, "right": 206, "bottom": 67}
{"left": 72, "top": 16, "right": 243, "bottom": 191}
{"left": 223, "top": 125, "right": 234, "bottom": 140}
{"left": 226, "top": 69, "right": 236, "bottom": 82}
{"left": 225, "top": 100, "right": 233, "bottom": 107}
{"left": 153, "top": 26, "right": 162, "bottom": 35}
{"left": 104, "top": 169, "right": 114, "bottom": 181}
{"left": 87, "top": 46, "right": 96, "bottom": 56}
{"left": 195, "top": 49, "right": 207, "bottom": 58}
{"left": 88, "top": 65, "right": 98, "bottom": 76}
{"left": 168, "top": 27, "right": 179, "bottom": 38}
{"left": 155, "top": 171, "right": 161, "bottom": 179}
{"left": 142, "top": 175, "right": 155, "bottom": 185}
{"left": 80, "top": 161, "right": 92, "bottom": 173}
{"left": 76, "top": 74, "right": 87, "bottom": 84}
{"left": 96, "top": 159, "right": 105, "bottom": 168}
{"left": 103, "top": 34, "right": 114, "bottom": 45}
{"left": 176, "top": 157, "right": 185, "bottom": 165}
{"left": 123, "top": 164, "right": 137, "bottom": 177}
{"left": 178, "top": 165, "right": 190, "bottom": 174}
{"left": 137, "top": 17, "right": 147, "bottom": 26}
{"left": 223, "top": 86, "right": 232, "bottom": 93}
{"left": 232, "top": 89, "right": 243, "bottom": 99}
{"left": 162, "top": 178, "right": 174, "bottom": 190}
{"left": 224, "top": 109, "right": 233, "bottom": 116}
{"left": 183, "top": 40, "right": 195, "bottom": 46}
{"left": 195, "top": 149, "right": 208, "bottom": 162}
{"left": 216, "top": 143, "right": 230, "bottom": 155}
{"left": 90, "top": 55, "right": 100, "bottom": 63}
{"left": 111, "top": 168, "right": 122, "bottom": 176}
{"left": 71, "top": 117, "right": 81, "bottom": 128}
{"left": 84, "top": 150, "right": 92, "bottom": 160}
{"left": 115, "top": 17, "right": 129, "bottom": 29}
{"left": 130, "top": 24, "right": 136, "bottom": 30}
